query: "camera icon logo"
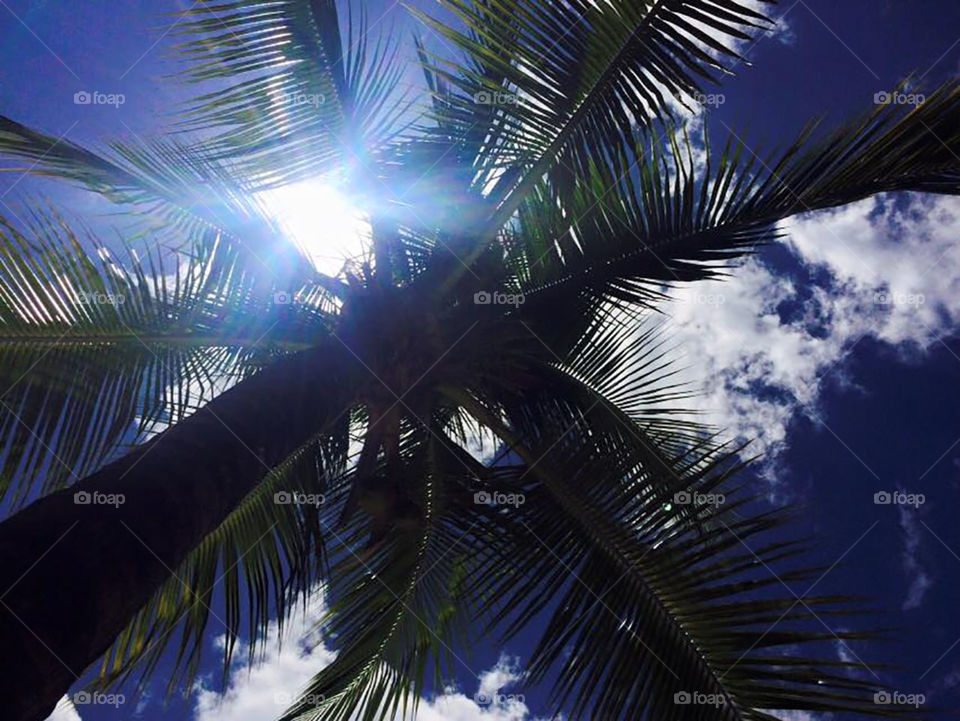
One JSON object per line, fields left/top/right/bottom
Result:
{"left": 873, "top": 491, "right": 892, "bottom": 505}
{"left": 73, "top": 490, "right": 91, "bottom": 504}
{"left": 873, "top": 690, "right": 892, "bottom": 704}
{"left": 474, "top": 491, "right": 492, "bottom": 505}
{"left": 273, "top": 291, "right": 293, "bottom": 305}
{"left": 673, "top": 491, "right": 691, "bottom": 505}
{"left": 674, "top": 691, "right": 691, "bottom": 705}
{"left": 473, "top": 692, "right": 492, "bottom": 706}
{"left": 74, "top": 91, "right": 91, "bottom": 105}
{"left": 474, "top": 291, "right": 492, "bottom": 305}
{"left": 474, "top": 91, "right": 493, "bottom": 105}
{"left": 274, "top": 491, "right": 292, "bottom": 504}
{"left": 73, "top": 691, "right": 92, "bottom": 704}
{"left": 873, "top": 91, "right": 891, "bottom": 105}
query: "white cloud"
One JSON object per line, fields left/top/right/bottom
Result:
{"left": 193, "top": 595, "right": 335, "bottom": 721}
{"left": 45, "top": 697, "right": 82, "bottom": 721}
{"left": 462, "top": 421, "right": 504, "bottom": 465}
{"left": 898, "top": 504, "right": 933, "bottom": 610}
{"left": 665, "top": 194, "right": 960, "bottom": 486}
{"left": 191, "top": 595, "right": 543, "bottom": 721}
{"left": 786, "top": 194, "right": 960, "bottom": 347}
{"left": 406, "top": 655, "right": 536, "bottom": 721}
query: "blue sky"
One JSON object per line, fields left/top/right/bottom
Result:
{"left": 2, "top": 1, "right": 960, "bottom": 720}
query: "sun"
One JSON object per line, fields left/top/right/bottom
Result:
{"left": 259, "top": 179, "right": 370, "bottom": 276}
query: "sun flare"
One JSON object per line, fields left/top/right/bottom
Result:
{"left": 260, "top": 180, "right": 370, "bottom": 276}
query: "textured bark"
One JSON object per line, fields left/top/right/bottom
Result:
{"left": 0, "top": 342, "right": 355, "bottom": 721}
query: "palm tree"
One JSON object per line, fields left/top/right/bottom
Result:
{"left": 0, "top": 1, "right": 957, "bottom": 719}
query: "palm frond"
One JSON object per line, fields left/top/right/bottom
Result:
{"left": 509, "top": 79, "right": 960, "bottom": 313}
{"left": 94, "top": 424, "right": 351, "bottom": 696}
{"left": 0, "top": 117, "right": 315, "bottom": 286}
{"left": 411, "top": 0, "right": 776, "bottom": 264}
{"left": 278, "top": 428, "right": 499, "bottom": 721}
{"left": 451, "top": 390, "right": 915, "bottom": 720}
{"left": 172, "top": 0, "right": 409, "bottom": 188}
{"left": 0, "top": 206, "right": 331, "bottom": 505}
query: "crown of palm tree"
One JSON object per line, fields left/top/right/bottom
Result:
{"left": 1, "top": 1, "right": 958, "bottom": 720}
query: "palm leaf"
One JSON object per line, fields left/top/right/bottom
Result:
{"left": 0, "top": 117, "right": 317, "bottom": 288}
{"left": 0, "top": 206, "right": 330, "bottom": 505}
{"left": 509, "top": 79, "right": 960, "bottom": 314}
{"left": 411, "top": 0, "right": 776, "bottom": 269}
{"left": 171, "top": 0, "right": 409, "bottom": 188}
{"left": 452, "top": 390, "right": 915, "bottom": 720}
{"left": 94, "top": 424, "right": 351, "bottom": 696}
{"left": 278, "top": 428, "right": 500, "bottom": 721}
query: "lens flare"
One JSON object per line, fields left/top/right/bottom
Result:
{"left": 260, "top": 180, "right": 370, "bottom": 276}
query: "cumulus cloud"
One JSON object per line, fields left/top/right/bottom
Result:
{"left": 193, "top": 595, "right": 335, "bottom": 721}
{"left": 786, "top": 194, "right": 960, "bottom": 347}
{"left": 665, "top": 194, "right": 960, "bottom": 483}
{"left": 191, "top": 595, "right": 542, "bottom": 721}
{"left": 834, "top": 637, "right": 856, "bottom": 666}
{"left": 406, "top": 655, "right": 535, "bottom": 721}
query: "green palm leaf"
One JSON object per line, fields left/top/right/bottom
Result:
{"left": 0, "top": 117, "right": 320, "bottom": 289}
{"left": 95, "top": 425, "right": 350, "bottom": 696}
{"left": 0, "top": 206, "right": 329, "bottom": 505}
{"left": 278, "top": 429, "right": 487, "bottom": 721}
{"left": 514, "top": 80, "right": 960, "bottom": 306}
{"left": 412, "top": 0, "right": 775, "bottom": 265}
{"left": 449, "top": 389, "right": 914, "bottom": 719}
{"left": 172, "top": 0, "right": 409, "bottom": 188}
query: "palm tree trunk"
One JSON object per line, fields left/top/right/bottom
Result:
{"left": 0, "top": 343, "right": 354, "bottom": 721}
